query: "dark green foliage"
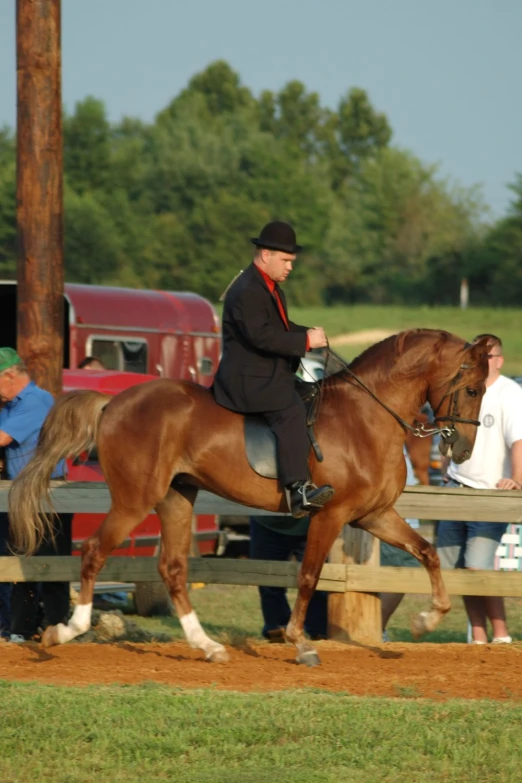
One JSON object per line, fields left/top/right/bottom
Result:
{"left": 0, "top": 61, "right": 518, "bottom": 306}
{"left": 0, "top": 127, "right": 16, "bottom": 278}
{"left": 474, "top": 176, "right": 522, "bottom": 306}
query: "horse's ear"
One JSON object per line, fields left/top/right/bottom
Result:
{"left": 467, "top": 336, "right": 490, "bottom": 365}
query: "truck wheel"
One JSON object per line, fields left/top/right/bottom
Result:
{"left": 133, "top": 582, "right": 173, "bottom": 617}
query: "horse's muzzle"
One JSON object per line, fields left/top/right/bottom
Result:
{"left": 440, "top": 431, "right": 473, "bottom": 465}
{"left": 440, "top": 431, "right": 473, "bottom": 464}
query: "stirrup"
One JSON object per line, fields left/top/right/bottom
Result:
{"left": 285, "top": 481, "right": 335, "bottom": 519}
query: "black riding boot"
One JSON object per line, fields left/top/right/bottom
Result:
{"left": 285, "top": 481, "right": 335, "bottom": 519}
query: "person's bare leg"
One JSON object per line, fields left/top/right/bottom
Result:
{"left": 463, "top": 595, "right": 488, "bottom": 642}
{"left": 485, "top": 596, "right": 510, "bottom": 639}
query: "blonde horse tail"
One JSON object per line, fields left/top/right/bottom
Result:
{"left": 8, "top": 390, "right": 111, "bottom": 555}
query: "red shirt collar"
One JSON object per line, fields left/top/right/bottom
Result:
{"left": 256, "top": 265, "right": 276, "bottom": 293}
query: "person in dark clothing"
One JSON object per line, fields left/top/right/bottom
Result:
{"left": 0, "top": 512, "right": 11, "bottom": 639}
{"left": 213, "top": 221, "right": 334, "bottom": 518}
{"left": 0, "top": 347, "right": 72, "bottom": 642}
{"left": 249, "top": 515, "right": 328, "bottom": 641}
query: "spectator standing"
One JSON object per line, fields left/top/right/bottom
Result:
{"left": 249, "top": 514, "right": 328, "bottom": 642}
{"left": 437, "top": 334, "right": 522, "bottom": 644}
{"left": 0, "top": 441, "right": 10, "bottom": 638}
{"left": 0, "top": 496, "right": 11, "bottom": 639}
{"left": 0, "top": 348, "right": 72, "bottom": 642}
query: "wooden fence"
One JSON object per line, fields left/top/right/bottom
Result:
{"left": 0, "top": 481, "right": 521, "bottom": 644}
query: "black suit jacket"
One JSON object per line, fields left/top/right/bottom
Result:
{"left": 213, "top": 263, "right": 308, "bottom": 413}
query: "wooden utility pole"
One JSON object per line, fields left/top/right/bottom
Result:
{"left": 16, "top": 0, "right": 63, "bottom": 395}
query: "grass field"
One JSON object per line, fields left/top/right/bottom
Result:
{"left": 2, "top": 681, "right": 522, "bottom": 783}
{"left": 274, "top": 305, "right": 522, "bottom": 376}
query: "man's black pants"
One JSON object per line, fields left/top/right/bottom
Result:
{"left": 264, "top": 391, "right": 309, "bottom": 487}
{"left": 10, "top": 513, "right": 73, "bottom": 639}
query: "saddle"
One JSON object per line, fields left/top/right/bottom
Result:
{"left": 244, "top": 379, "right": 323, "bottom": 480}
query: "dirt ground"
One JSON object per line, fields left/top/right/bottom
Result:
{"left": 1, "top": 640, "right": 521, "bottom": 700}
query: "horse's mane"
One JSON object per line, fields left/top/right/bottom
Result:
{"left": 324, "top": 328, "right": 483, "bottom": 393}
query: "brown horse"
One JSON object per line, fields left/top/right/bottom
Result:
{"left": 8, "top": 329, "right": 489, "bottom": 665}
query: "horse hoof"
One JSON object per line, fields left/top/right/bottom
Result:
{"left": 41, "top": 625, "right": 59, "bottom": 648}
{"left": 296, "top": 651, "right": 321, "bottom": 667}
{"left": 207, "top": 646, "right": 229, "bottom": 663}
{"left": 411, "top": 611, "right": 430, "bottom": 639}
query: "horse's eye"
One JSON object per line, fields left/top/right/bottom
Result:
{"left": 466, "top": 388, "right": 477, "bottom": 397}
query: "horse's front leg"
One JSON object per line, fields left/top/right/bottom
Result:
{"left": 285, "top": 509, "right": 345, "bottom": 667}
{"left": 361, "top": 507, "right": 451, "bottom": 636}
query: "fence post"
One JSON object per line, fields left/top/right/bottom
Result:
{"left": 328, "top": 526, "right": 381, "bottom": 644}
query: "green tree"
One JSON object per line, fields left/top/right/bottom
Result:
{"left": 0, "top": 127, "right": 16, "bottom": 277}
{"left": 109, "top": 116, "right": 152, "bottom": 203}
{"left": 323, "top": 148, "right": 484, "bottom": 304}
{"left": 64, "top": 187, "right": 126, "bottom": 284}
{"left": 257, "top": 81, "right": 328, "bottom": 158}
{"left": 63, "top": 97, "right": 112, "bottom": 194}
{"left": 141, "top": 100, "right": 333, "bottom": 302}
{"left": 147, "top": 93, "right": 251, "bottom": 216}
{"left": 0, "top": 59, "right": 492, "bottom": 308}
{"left": 160, "top": 60, "right": 256, "bottom": 125}
{"left": 473, "top": 175, "right": 522, "bottom": 305}
{"left": 327, "top": 88, "right": 392, "bottom": 189}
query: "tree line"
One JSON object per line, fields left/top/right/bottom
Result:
{"left": 0, "top": 60, "right": 520, "bottom": 306}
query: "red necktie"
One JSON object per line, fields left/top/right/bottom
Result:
{"left": 273, "top": 289, "right": 289, "bottom": 330}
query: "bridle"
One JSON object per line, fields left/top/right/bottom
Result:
{"left": 304, "top": 347, "right": 481, "bottom": 442}
{"left": 426, "top": 363, "right": 481, "bottom": 443}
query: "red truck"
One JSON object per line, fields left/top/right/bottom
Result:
{"left": 0, "top": 281, "right": 223, "bottom": 611}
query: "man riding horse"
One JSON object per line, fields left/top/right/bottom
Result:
{"left": 212, "top": 221, "right": 335, "bottom": 519}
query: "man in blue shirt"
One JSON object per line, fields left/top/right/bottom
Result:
{"left": 0, "top": 347, "right": 71, "bottom": 642}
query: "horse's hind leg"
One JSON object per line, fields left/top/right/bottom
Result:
{"left": 42, "top": 504, "right": 150, "bottom": 647}
{"left": 156, "top": 486, "right": 229, "bottom": 663}
{"left": 361, "top": 507, "right": 451, "bottom": 637}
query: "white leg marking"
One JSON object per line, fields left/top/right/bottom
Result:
{"left": 180, "top": 611, "right": 227, "bottom": 659}
{"left": 55, "top": 602, "right": 93, "bottom": 644}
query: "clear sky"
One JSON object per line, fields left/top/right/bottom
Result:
{"left": 0, "top": 0, "right": 520, "bottom": 216}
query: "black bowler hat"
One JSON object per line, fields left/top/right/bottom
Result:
{"left": 251, "top": 221, "right": 302, "bottom": 254}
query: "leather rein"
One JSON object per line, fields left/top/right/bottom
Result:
{"left": 304, "top": 346, "right": 481, "bottom": 442}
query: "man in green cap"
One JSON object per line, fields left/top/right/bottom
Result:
{"left": 0, "top": 348, "right": 71, "bottom": 642}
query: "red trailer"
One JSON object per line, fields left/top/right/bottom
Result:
{"left": 0, "top": 281, "right": 221, "bottom": 385}
{"left": 62, "top": 369, "right": 220, "bottom": 560}
{"left": 0, "top": 282, "right": 222, "bottom": 612}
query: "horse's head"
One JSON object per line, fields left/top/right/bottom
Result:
{"left": 428, "top": 335, "right": 490, "bottom": 464}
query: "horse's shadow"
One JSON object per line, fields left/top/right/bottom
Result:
{"left": 277, "top": 641, "right": 403, "bottom": 664}
{"left": 342, "top": 640, "right": 403, "bottom": 660}
{"left": 117, "top": 641, "right": 198, "bottom": 663}
{"left": 23, "top": 642, "right": 57, "bottom": 663}
{"left": 116, "top": 637, "right": 263, "bottom": 662}
{"left": 116, "top": 637, "right": 402, "bottom": 664}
